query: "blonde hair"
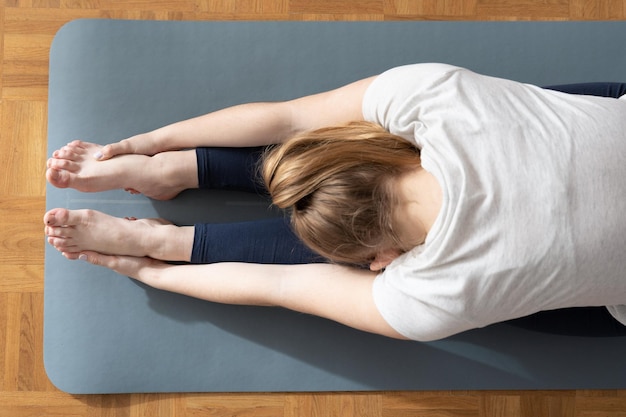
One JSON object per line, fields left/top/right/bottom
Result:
{"left": 262, "top": 121, "right": 421, "bottom": 265}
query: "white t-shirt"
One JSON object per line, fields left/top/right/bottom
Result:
{"left": 363, "top": 63, "right": 626, "bottom": 341}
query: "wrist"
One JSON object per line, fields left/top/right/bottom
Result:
{"left": 135, "top": 259, "right": 169, "bottom": 287}
{"left": 147, "top": 124, "right": 180, "bottom": 153}
{"left": 133, "top": 129, "right": 164, "bottom": 155}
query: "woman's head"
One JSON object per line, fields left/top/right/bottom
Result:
{"left": 262, "top": 121, "right": 421, "bottom": 268}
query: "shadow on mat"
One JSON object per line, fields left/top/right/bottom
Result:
{"left": 135, "top": 278, "right": 626, "bottom": 390}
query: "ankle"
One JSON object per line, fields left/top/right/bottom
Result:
{"left": 146, "top": 224, "right": 194, "bottom": 262}
{"left": 152, "top": 150, "right": 199, "bottom": 191}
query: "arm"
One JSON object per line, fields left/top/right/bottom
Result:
{"left": 98, "top": 76, "right": 376, "bottom": 159}
{"left": 80, "top": 252, "right": 407, "bottom": 340}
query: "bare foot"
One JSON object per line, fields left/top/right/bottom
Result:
{"left": 46, "top": 140, "right": 197, "bottom": 200}
{"left": 44, "top": 208, "right": 193, "bottom": 262}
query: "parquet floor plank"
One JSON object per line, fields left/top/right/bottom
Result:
{"left": 0, "top": 100, "right": 47, "bottom": 193}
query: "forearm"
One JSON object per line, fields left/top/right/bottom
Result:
{"left": 83, "top": 252, "right": 404, "bottom": 339}
{"left": 100, "top": 77, "right": 372, "bottom": 159}
{"left": 139, "top": 262, "right": 285, "bottom": 307}
{"left": 133, "top": 260, "right": 404, "bottom": 339}
{"left": 128, "top": 102, "right": 295, "bottom": 155}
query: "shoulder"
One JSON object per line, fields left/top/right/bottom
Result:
{"left": 366, "top": 63, "right": 464, "bottom": 96}
{"left": 362, "top": 63, "right": 468, "bottom": 143}
{"left": 379, "top": 63, "right": 464, "bottom": 78}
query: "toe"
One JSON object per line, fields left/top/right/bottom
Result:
{"left": 48, "top": 236, "right": 74, "bottom": 251}
{"left": 63, "top": 209, "right": 97, "bottom": 228}
{"left": 46, "top": 168, "right": 71, "bottom": 188}
{"left": 67, "top": 140, "right": 90, "bottom": 152}
{"left": 45, "top": 225, "right": 70, "bottom": 238}
{"left": 43, "top": 209, "right": 58, "bottom": 225}
{"left": 48, "top": 157, "right": 80, "bottom": 173}
{"left": 68, "top": 139, "right": 84, "bottom": 147}
{"left": 43, "top": 208, "right": 98, "bottom": 228}
{"left": 55, "top": 147, "right": 78, "bottom": 160}
{"left": 63, "top": 251, "right": 82, "bottom": 260}
{"left": 44, "top": 208, "right": 71, "bottom": 226}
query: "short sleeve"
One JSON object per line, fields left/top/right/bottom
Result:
{"left": 362, "top": 63, "right": 461, "bottom": 147}
{"left": 372, "top": 269, "right": 476, "bottom": 342}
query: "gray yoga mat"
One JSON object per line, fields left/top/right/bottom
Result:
{"left": 44, "top": 19, "right": 626, "bottom": 394}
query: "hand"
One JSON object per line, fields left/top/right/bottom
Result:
{"left": 94, "top": 133, "right": 160, "bottom": 161}
{"left": 78, "top": 251, "right": 166, "bottom": 281}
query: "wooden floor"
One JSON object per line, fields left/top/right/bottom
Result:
{"left": 2, "top": 1, "right": 626, "bottom": 416}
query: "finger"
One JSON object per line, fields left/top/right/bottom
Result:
{"left": 96, "top": 140, "right": 133, "bottom": 161}
{"left": 79, "top": 251, "right": 121, "bottom": 269}
{"left": 78, "top": 251, "right": 150, "bottom": 280}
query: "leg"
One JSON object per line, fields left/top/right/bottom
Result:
{"left": 44, "top": 208, "right": 193, "bottom": 262}
{"left": 508, "top": 307, "right": 626, "bottom": 337}
{"left": 44, "top": 209, "right": 321, "bottom": 265}
{"left": 47, "top": 141, "right": 198, "bottom": 200}
{"left": 543, "top": 82, "right": 626, "bottom": 98}
{"left": 194, "top": 149, "right": 322, "bottom": 264}
{"left": 196, "top": 147, "right": 267, "bottom": 194}
{"left": 191, "top": 217, "right": 323, "bottom": 265}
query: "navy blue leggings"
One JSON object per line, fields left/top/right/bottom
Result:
{"left": 543, "top": 82, "right": 626, "bottom": 97}
{"left": 190, "top": 83, "right": 626, "bottom": 336}
{"left": 190, "top": 147, "right": 322, "bottom": 265}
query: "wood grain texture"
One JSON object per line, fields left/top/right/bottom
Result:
{"left": 1, "top": 1, "right": 625, "bottom": 415}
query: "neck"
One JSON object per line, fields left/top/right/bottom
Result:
{"left": 393, "top": 166, "right": 442, "bottom": 247}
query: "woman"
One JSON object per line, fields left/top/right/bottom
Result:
{"left": 45, "top": 63, "right": 626, "bottom": 341}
